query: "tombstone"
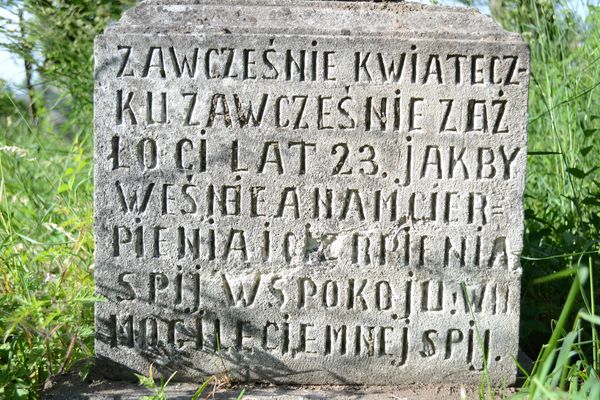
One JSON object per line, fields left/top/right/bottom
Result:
{"left": 94, "top": 0, "right": 529, "bottom": 385}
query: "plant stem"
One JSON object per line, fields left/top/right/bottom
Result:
{"left": 531, "top": 267, "right": 586, "bottom": 399}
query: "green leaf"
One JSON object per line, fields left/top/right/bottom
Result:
{"left": 191, "top": 378, "right": 212, "bottom": 400}
{"left": 533, "top": 268, "right": 578, "bottom": 285}
{"left": 566, "top": 167, "right": 586, "bottom": 178}
{"left": 552, "top": 330, "right": 578, "bottom": 387}
{"left": 584, "top": 128, "right": 598, "bottom": 138}
{"left": 528, "top": 151, "right": 562, "bottom": 156}
{"left": 580, "top": 146, "right": 593, "bottom": 157}
{"left": 135, "top": 373, "right": 156, "bottom": 389}
{"left": 582, "top": 197, "right": 600, "bottom": 206}
{"left": 58, "top": 182, "right": 70, "bottom": 193}
{"left": 15, "top": 387, "right": 29, "bottom": 400}
{"left": 579, "top": 311, "right": 600, "bottom": 326}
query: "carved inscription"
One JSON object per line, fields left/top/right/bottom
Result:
{"left": 95, "top": 20, "right": 527, "bottom": 385}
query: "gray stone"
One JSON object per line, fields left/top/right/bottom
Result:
{"left": 45, "top": 376, "right": 519, "bottom": 400}
{"left": 94, "top": 0, "right": 529, "bottom": 385}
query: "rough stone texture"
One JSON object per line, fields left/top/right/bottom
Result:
{"left": 45, "top": 373, "right": 520, "bottom": 400}
{"left": 94, "top": 0, "right": 529, "bottom": 385}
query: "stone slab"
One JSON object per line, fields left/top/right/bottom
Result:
{"left": 44, "top": 376, "right": 518, "bottom": 400}
{"left": 44, "top": 351, "right": 533, "bottom": 399}
{"left": 94, "top": 0, "right": 529, "bottom": 386}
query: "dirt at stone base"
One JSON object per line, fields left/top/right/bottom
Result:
{"left": 43, "top": 371, "right": 518, "bottom": 400}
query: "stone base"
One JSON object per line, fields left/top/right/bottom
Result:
{"left": 43, "top": 351, "right": 531, "bottom": 399}
{"left": 44, "top": 375, "right": 517, "bottom": 400}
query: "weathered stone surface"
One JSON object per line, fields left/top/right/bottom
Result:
{"left": 94, "top": 0, "right": 529, "bottom": 385}
{"left": 45, "top": 376, "right": 520, "bottom": 400}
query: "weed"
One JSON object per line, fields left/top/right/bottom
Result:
{"left": 0, "top": 2, "right": 132, "bottom": 398}
{"left": 472, "top": 0, "right": 600, "bottom": 397}
{"left": 132, "top": 335, "right": 245, "bottom": 400}
{"left": 136, "top": 366, "right": 177, "bottom": 400}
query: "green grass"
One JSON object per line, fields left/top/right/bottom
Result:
{"left": 0, "top": 101, "right": 96, "bottom": 398}
{"left": 495, "top": 0, "right": 600, "bottom": 398}
{"left": 0, "top": 0, "right": 599, "bottom": 399}
{"left": 1, "top": 2, "right": 132, "bottom": 396}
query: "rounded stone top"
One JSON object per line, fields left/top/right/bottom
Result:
{"left": 103, "top": 0, "right": 523, "bottom": 43}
